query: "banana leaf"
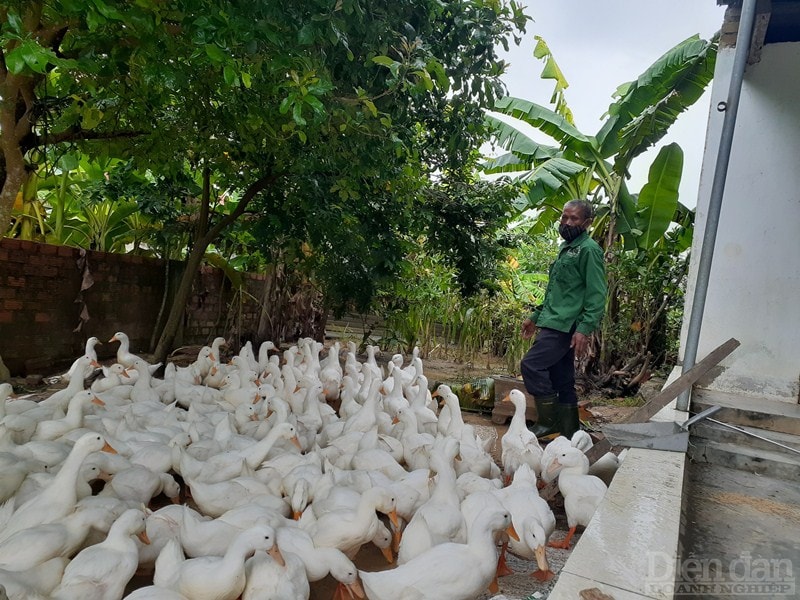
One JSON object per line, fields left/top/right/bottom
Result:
{"left": 635, "top": 143, "right": 683, "bottom": 249}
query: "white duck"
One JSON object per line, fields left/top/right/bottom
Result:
{"left": 109, "top": 331, "right": 161, "bottom": 373}
{"left": 32, "top": 390, "right": 105, "bottom": 442}
{"left": 135, "top": 504, "right": 186, "bottom": 569}
{"left": 397, "top": 436, "right": 465, "bottom": 565}
{"left": 432, "top": 384, "right": 464, "bottom": 439}
{"left": 317, "top": 341, "right": 343, "bottom": 401}
{"left": 90, "top": 363, "right": 130, "bottom": 394}
{"left": 123, "top": 586, "right": 189, "bottom": 600}
{"left": 181, "top": 422, "right": 300, "bottom": 485}
{"left": 0, "top": 502, "right": 118, "bottom": 571}
{"left": 50, "top": 508, "right": 149, "bottom": 600}
{"left": 393, "top": 406, "right": 435, "bottom": 471}
{"left": 304, "top": 487, "right": 399, "bottom": 559}
{"left": 545, "top": 445, "right": 607, "bottom": 549}
{"left": 219, "top": 370, "right": 259, "bottom": 409}
{"left": 539, "top": 430, "right": 594, "bottom": 485}
{"left": 275, "top": 524, "right": 362, "bottom": 598}
{"left": 495, "top": 463, "right": 556, "bottom": 581}
{"left": 500, "top": 389, "right": 543, "bottom": 484}
{"left": 129, "top": 359, "right": 163, "bottom": 404}
{"left": 0, "top": 557, "right": 68, "bottom": 600}
{"left": 281, "top": 462, "right": 324, "bottom": 520}
{"left": 178, "top": 505, "right": 283, "bottom": 558}
{"left": 62, "top": 337, "right": 102, "bottom": 382}
{"left": 184, "top": 475, "right": 289, "bottom": 518}
{"left": 257, "top": 340, "right": 276, "bottom": 374}
{"left": 407, "top": 374, "right": 438, "bottom": 435}
{"left": 98, "top": 464, "right": 181, "bottom": 506}
{"left": 153, "top": 525, "right": 280, "bottom": 600}
{"left": 0, "top": 432, "right": 116, "bottom": 542}
{"left": 243, "top": 546, "right": 308, "bottom": 600}
{"left": 0, "top": 450, "right": 48, "bottom": 503}
{"left": 13, "top": 460, "right": 105, "bottom": 507}
{"left": 35, "top": 356, "right": 99, "bottom": 415}
{"left": 359, "top": 506, "right": 517, "bottom": 600}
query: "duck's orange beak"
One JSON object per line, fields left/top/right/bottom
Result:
{"left": 334, "top": 579, "right": 366, "bottom": 600}
{"left": 387, "top": 508, "right": 399, "bottom": 529}
{"left": 531, "top": 545, "right": 554, "bottom": 581}
{"left": 137, "top": 530, "right": 151, "bottom": 545}
{"left": 102, "top": 441, "right": 118, "bottom": 454}
{"left": 268, "top": 544, "right": 285, "bottom": 567}
{"left": 506, "top": 523, "right": 520, "bottom": 542}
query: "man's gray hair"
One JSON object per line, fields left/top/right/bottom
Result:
{"left": 565, "top": 199, "right": 594, "bottom": 220}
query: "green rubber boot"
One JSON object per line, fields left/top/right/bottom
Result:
{"left": 557, "top": 403, "right": 581, "bottom": 439}
{"left": 528, "top": 393, "right": 559, "bottom": 438}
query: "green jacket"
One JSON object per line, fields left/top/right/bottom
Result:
{"left": 529, "top": 231, "right": 607, "bottom": 335}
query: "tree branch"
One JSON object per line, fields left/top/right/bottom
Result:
{"left": 35, "top": 128, "right": 148, "bottom": 147}
{"left": 198, "top": 172, "right": 283, "bottom": 248}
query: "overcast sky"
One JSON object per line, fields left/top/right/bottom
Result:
{"left": 495, "top": 0, "right": 727, "bottom": 208}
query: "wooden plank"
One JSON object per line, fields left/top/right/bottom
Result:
{"left": 491, "top": 377, "right": 537, "bottom": 424}
{"left": 584, "top": 438, "right": 613, "bottom": 465}
{"left": 584, "top": 337, "right": 740, "bottom": 464}
{"left": 621, "top": 337, "right": 740, "bottom": 424}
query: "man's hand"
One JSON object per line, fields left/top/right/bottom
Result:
{"left": 521, "top": 318, "right": 537, "bottom": 340}
{"left": 571, "top": 332, "right": 589, "bottom": 358}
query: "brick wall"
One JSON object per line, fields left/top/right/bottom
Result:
{"left": 0, "top": 238, "right": 265, "bottom": 376}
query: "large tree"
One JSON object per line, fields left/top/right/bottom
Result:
{"left": 1, "top": 0, "right": 529, "bottom": 362}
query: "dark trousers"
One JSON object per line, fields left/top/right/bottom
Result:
{"left": 520, "top": 327, "right": 577, "bottom": 406}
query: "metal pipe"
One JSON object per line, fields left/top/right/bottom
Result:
{"left": 706, "top": 417, "right": 800, "bottom": 456}
{"left": 680, "top": 404, "right": 723, "bottom": 430}
{"left": 677, "top": 0, "right": 758, "bottom": 411}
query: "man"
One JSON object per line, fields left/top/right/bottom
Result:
{"left": 520, "top": 199, "right": 607, "bottom": 439}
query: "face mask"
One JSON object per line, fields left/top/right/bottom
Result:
{"left": 559, "top": 223, "right": 585, "bottom": 242}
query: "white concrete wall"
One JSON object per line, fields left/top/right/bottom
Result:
{"left": 680, "top": 42, "right": 800, "bottom": 403}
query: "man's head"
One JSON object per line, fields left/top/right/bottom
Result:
{"left": 559, "top": 199, "right": 593, "bottom": 242}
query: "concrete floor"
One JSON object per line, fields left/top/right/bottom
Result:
{"left": 680, "top": 462, "right": 800, "bottom": 599}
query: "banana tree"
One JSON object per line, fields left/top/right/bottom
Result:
{"left": 484, "top": 34, "right": 717, "bottom": 387}
{"left": 484, "top": 34, "right": 716, "bottom": 249}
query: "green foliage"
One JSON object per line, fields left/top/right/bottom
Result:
{"left": 417, "top": 176, "right": 521, "bottom": 295}
{"left": 376, "top": 217, "right": 558, "bottom": 373}
{"left": 484, "top": 34, "right": 716, "bottom": 234}
{"left": 3, "top": 0, "right": 536, "bottom": 358}
{"left": 603, "top": 245, "right": 689, "bottom": 380}
{"left": 634, "top": 143, "right": 683, "bottom": 250}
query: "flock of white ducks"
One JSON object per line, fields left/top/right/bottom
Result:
{"left": 0, "top": 333, "right": 622, "bottom": 600}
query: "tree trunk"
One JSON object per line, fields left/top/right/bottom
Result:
{"left": 0, "top": 75, "right": 31, "bottom": 235}
{"left": 152, "top": 172, "right": 280, "bottom": 365}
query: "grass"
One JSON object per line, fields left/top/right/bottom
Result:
{"left": 592, "top": 394, "right": 647, "bottom": 408}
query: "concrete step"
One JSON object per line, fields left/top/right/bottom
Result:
{"left": 688, "top": 437, "right": 800, "bottom": 480}
{"left": 692, "top": 388, "right": 800, "bottom": 436}
{"left": 691, "top": 420, "right": 800, "bottom": 455}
